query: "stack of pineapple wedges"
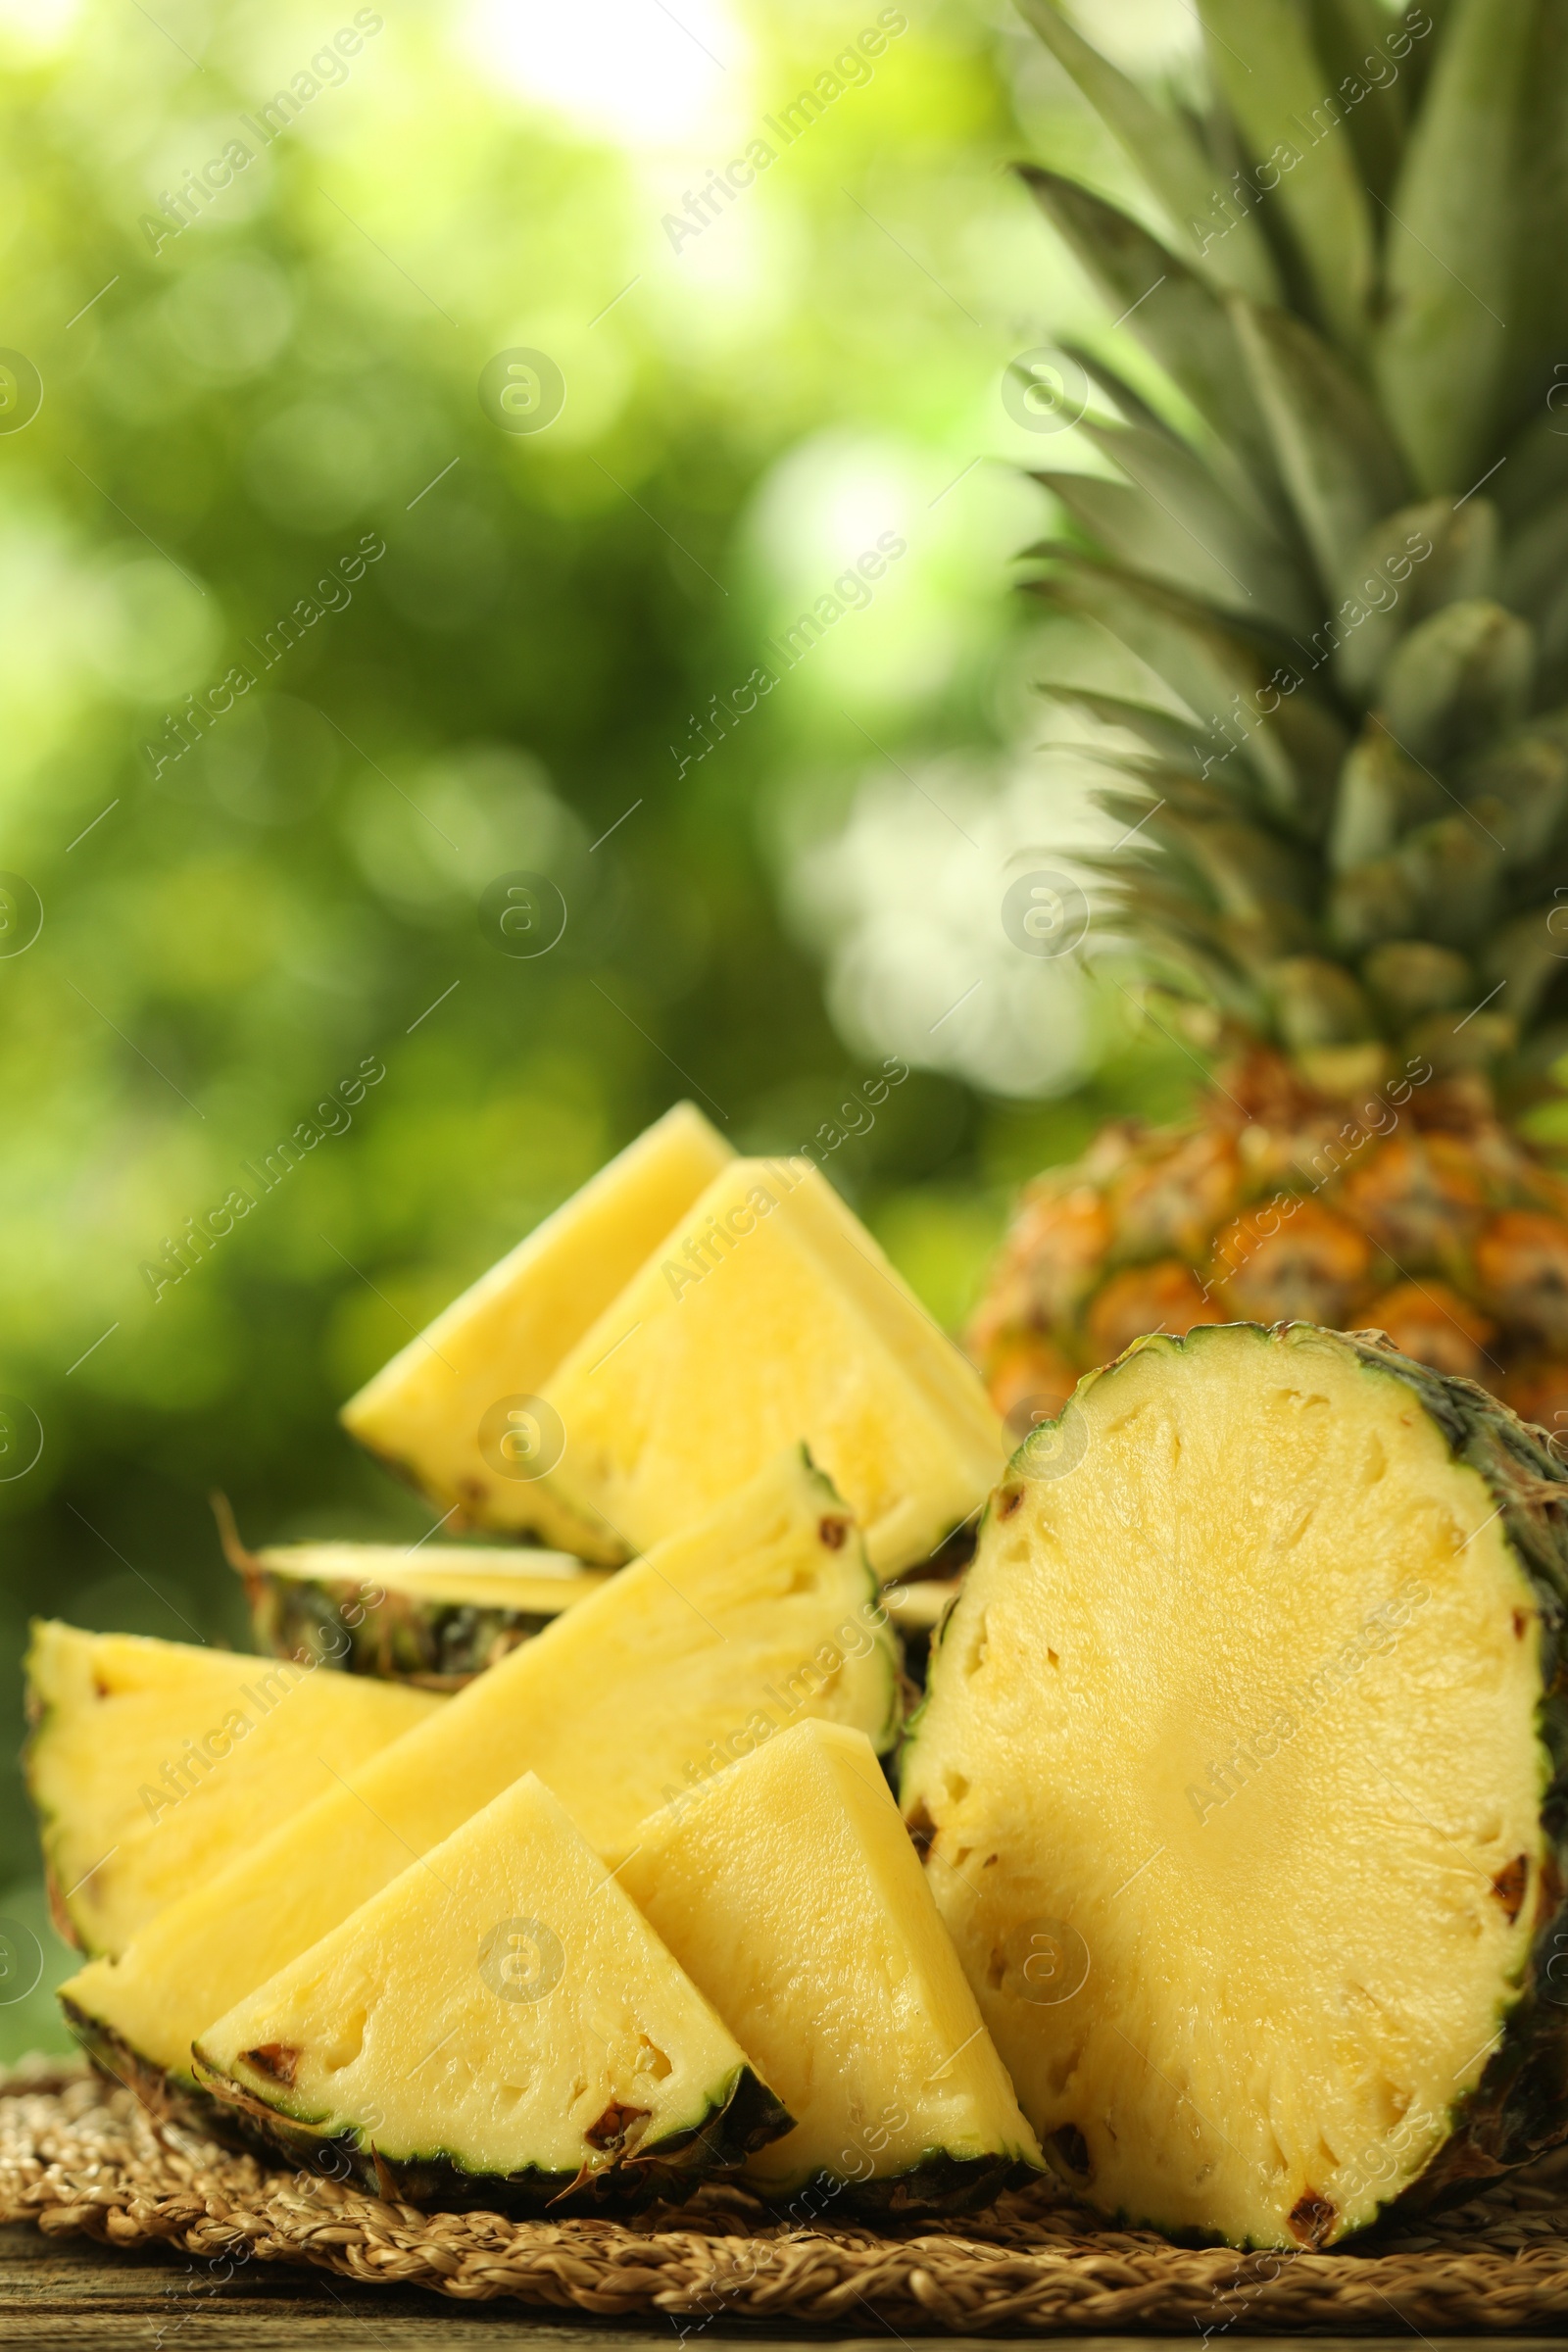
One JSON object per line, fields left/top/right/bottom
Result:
{"left": 34, "top": 1109, "right": 1033, "bottom": 2222}
{"left": 26, "top": 1101, "right": 1568, "bottom": 2249}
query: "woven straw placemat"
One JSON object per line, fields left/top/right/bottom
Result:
{"left": 7, "top": 2060, "right": 1568, "bottom": 2332}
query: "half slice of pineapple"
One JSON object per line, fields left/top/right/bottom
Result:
{"left": 340, "top": 1101, "right": 732, "bottom": 1555}
{"left": 902, "top": 1322, "right": 1568, "bottom": 2247}
{"left": 541, "top": 1157, "right": 1005, "bottom": 1578}
{"left": 231, "top": 1536, "right": 611, "bottom": 1688}
{"left": 622, "top": 1720, "right": 1041, "bottom": 2215}
{"left": 62, "top": 1448, "right": 898, "bottom": 2103}
{"left": 24, "top": 1624, "right": 440, "bottom": 1960}
{"left": 192, "top": 1772, "right": 789, "bottom": 2210}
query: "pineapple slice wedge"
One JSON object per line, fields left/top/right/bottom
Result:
{"left": 340, "top": 1101, "right": 732, "bottom": 1556}
{"left": 902, "top": 1322, "right": 1568, "bottom": 2247}
{"left": 232, "top": 1537, "right": 611, "bottom": 1689}
{"left": 621, "top": 1720, "right": 1042, "bottom": 2215}
{"left": 192, "top": 1773, "right": 790, "bottom": 2211}
{"left": 62, "top": 1448, "right": 898, "bottom": 2101}
{"left": 24, "top": 1624, "right": 439, "bottom": 1960}
{"left": 541, "top": 1157, "right": 1005, "bottom": 1578}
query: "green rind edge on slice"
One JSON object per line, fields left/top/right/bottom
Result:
{"left": 184, "top": 2049, "right": 791, "bottom": 2215}
{"left": 246, "top": 1568, "right": 567, "bottom": 1688}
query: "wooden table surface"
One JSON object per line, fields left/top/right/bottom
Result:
{"left": 5, "top": 2225, "right": 1564, "bottom": 2352}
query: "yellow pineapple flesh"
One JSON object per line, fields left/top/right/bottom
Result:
{"left": 340, "top": 1102, "right": 732, "bottom": 1555}
{"left": 542, "top": 1156, "right": 1004, "bottom": 1578}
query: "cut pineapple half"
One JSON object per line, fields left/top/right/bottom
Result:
{"left": 231, "top": 1537, "right": 611, "bottom": 1689}
{"left": 63, "top": 1447, "right": 898, "bottom": 2097}
{"left": 541, "top": 1157, "right": 1005, "bottom": 1578}
{"left": 340, "top": 1102, "right": 732, "bottom": 1555}
{"left": 24, "top": 1624, "right": 439, "bottom": 1961}
{"left": 902, "top": 1322, "right": 1568, "bottom": 2248}
{"left": 192, "top": 1772, "right": 789, "bottom": 2210}
{"left": 622, "top": 1720, "right": 1041, "bottom": 2214}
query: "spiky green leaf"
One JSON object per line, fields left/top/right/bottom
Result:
{"left": 1485, "top": 909, "right": 1568, "bottom": 1024}
{"left": 1461, "top": 731, "right": 1568, "bottom": 866}
{"left": 1230, "top": 298, "right": 1410, "bottom": 593}
{"left": 1265, "top": 954, "right": 1377, "bottom": 1047}
{"left": 1374, "top": 0, "right": 1538, "bottom": 491}
{"left": 1305, "top": 0, "right": 1409, "bottom": 197}
{"left": 1381, "top": 599, "right": 1536, "bottom": 763}
{"left": 1197, "top": 0, "right": 1377, "bottom": 349}
{"left": 1503, "top": 7, "right": 1568, "bottom": 447}
{"left": 1016, "top": 169, "right": 1284, "bottom": 509}
{"left": 1396, "top": 812, "right": 1504, "bottom": 942}
{"left": 1329, "top": 728, "right": 1449, "bottom": 870}
{"left": 1056, "top": 343, "right": 1181, "bottom": 441}
{"left": 1030, "top": 558, "right": 1286, "bottom": 783}
{"left": 1014, "top": 0, "right": 1283, "bottom": 302}
{"left": 1335, "top": 499, "right": 1495, "bottom": 701}
{"left": 1032, "top": 557, "right": 1349, "bottom": 841}
{"left": 1102, "top": 789, "right": 1318, "bottom": 916}
{"left": 1328, "top": 856, "right": 1421, "bottom": 950}
{"left": 1043, "top": 417, "right": 1316, "bottom": 631}
{"left": 1362, "top": 940, "right": 1473, "bottom": 1018}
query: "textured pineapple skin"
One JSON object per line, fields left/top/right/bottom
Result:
{"left": 970, "top": 1054, "right": 1568, "bottom": 1449}
{"left": 912, "top": 1320, "right": 1568, "bottom": 2237}
{"left": 67, "top": 1961, "right": 791, "bottom": 2209}
{"left": 244, "top": 1567, "right": 570, "bottom": 1689}
{"left": 183, "top": 2056, "right": 789, "bottom": 2216}
{"left": 788, "top": 2150, "right": 1034, "bottom": 2221}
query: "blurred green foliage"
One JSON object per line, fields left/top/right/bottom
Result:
{"left": 0, "top": 0, "right": 1196, "bottom": 2054}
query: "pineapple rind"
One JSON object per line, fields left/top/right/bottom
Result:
{"left": 185, "top": 2056, "right": 786, "bottom": 2213}
{"left": 245, "top": 1570, "right": 573, "bottom": 1690}
{"left": 904, "top": 1320, "right": 1568, "bottom": 2245}
{"left": 239, "top": 1544, "right": 612, "bottom": 1690}
{"left": 65, "top": 1995, "right": 788, "bottom": 2201}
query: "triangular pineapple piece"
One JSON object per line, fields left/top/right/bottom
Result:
{"left": 62, "top": 1448, "right": 898, "bottom": 2098}
{"left": 193, "top": 1773, "right": 789, "bottom": 2210}
{"left": 540, "top": 1158, "right": 1005, "bottom": 1577}
{"left": 232, "top": 1537, "right": 611, "bottom": 1689}
{"left": 24, "top": 1624, "right": 440, "bottom": 1960}
{"left": 622, "top": 1720, "right": 1041, "bottom": 2215}
{"left": 340, "top": 1102, "right": 732, "bottom": 1554}
{"left": 781, "top": 1167, "right": 1008, "bottom": 1476}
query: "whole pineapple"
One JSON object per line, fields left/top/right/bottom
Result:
{"left": 972, "top": 0, "right": 1568, "bottom": 1447}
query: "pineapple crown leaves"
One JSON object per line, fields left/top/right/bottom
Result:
{"left": 1015, "top": 0, "right": 1568, "bottom": 1090}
